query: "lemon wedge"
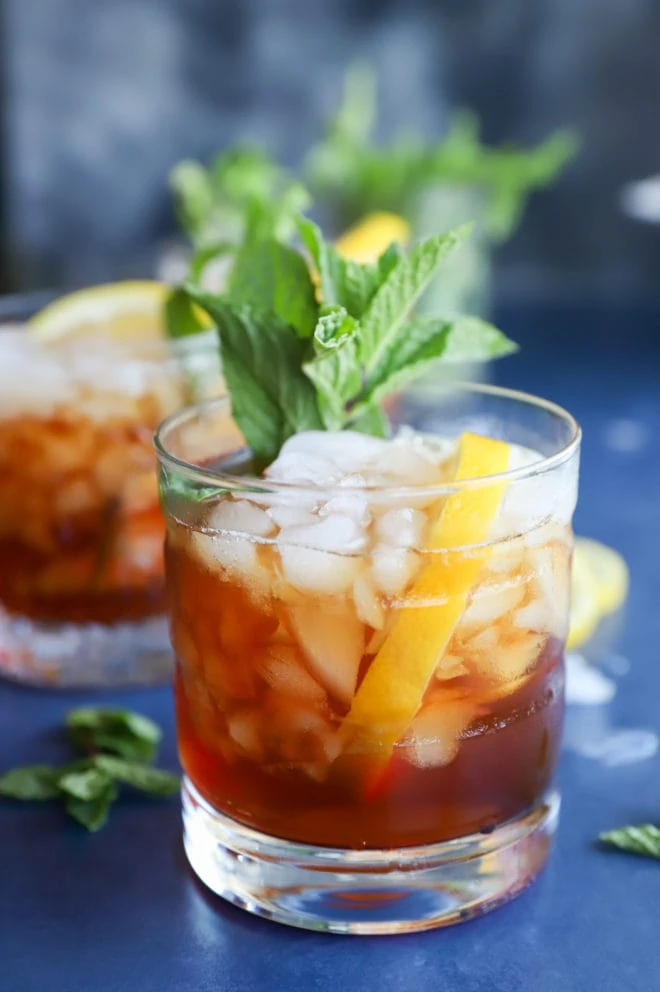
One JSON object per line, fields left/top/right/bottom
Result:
{"left": 341, "top": 432, "right": 510, "bottom": 764}
{"left": 567, "top": 538, "right": 629, "bottom": 650}
{"left": 335, "top": 212, "right": 411, "bottom": 264}
{"left": 29, "top": 281, "right": 169, "bottom": 343}
{"left": 574, "top": 538, "right": 629, "bottom": 617}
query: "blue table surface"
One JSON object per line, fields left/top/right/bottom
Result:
{"left": 2, "top": 299, "right": 660, "bottom": 992}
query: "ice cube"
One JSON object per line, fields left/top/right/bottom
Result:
{"left": 259, "top": 647, "right": 327, "bottom": 705}
{"left": 206, "top": 499, "right": 276, "bottom": 539}
{"left": 460, "top": 581, "right": 526, "bottom": 628}
{"left": 285, "top": 514, "right": 367, "bottom": 554}
{"left": 279, "top": 545, "right": 359, "bottom": 596}
{"left": 377, "top": 444, "right": 440, "bottom": 486}
{"left": 227, "top": 709, "right": 262, "bottom": 759}
{"left": 267, "top": 504, "right": 319, "bottom": 530}
{"left": 353, "top": 571, "right": 385, "bottom": 629}
{"left": 264, "top": 451, "right": 342, "bottom": 487}
{"left": 403, "top": 700, "right": 476, "bottom": 768}
{"left": 275, "top": 430, "right": 392, "bottom": 473}
{"left": 514, "top": 599, "right": 553, "bottom": 634}
{"left": 371, "top": 547, "right": 419, "bottom": 597}
{"left": 191, "top": 530, "right": 271, "bottom": 596}
{"left": 289, "top": 604, "right": 364, "bottom": 704}
{"left": 375, "top": 507, "right": 427, "bottom": 549}
{"left": 434, "top": 653, "right": 469, "bottom": 680}
{"left": 526, "top": 540, "right": 571, "bottom": 638}
{"left": 320, "top": 494, "right": 371, "bottom": 527}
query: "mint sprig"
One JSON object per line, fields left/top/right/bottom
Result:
{"left": 305, "top": 64, "right": 577, "bottom": 240}
{"left": 0, "top": 708, "right": 179, "bottom": 832}
{"left": 185, "top": 216, "right": 516, "bottom": 467}
{"left": 599, "top": 824, "right": 660, "bottom": 860}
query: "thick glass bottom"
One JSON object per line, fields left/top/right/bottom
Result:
{"left": 0, "top": 606, "right": 172, "bottom": 687}
{"left": 182, "top": 777, "right": 559, "bottom": 935}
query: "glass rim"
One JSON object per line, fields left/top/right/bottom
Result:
{"left": 154, "top": 382, "right": 581, "bottom": 498}
{"left": 0, "top": 323, "right": 219, "bottom": 365}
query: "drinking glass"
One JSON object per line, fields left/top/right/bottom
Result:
{"left": 0, "top": 318, "right": 222, "bottom": 686}
{"left": 156, "top": 384, "right": 580, "bottom": 933}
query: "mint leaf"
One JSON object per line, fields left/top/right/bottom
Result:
{"left": 227, "top": 239, "right": 318, "bottom": 338}
{"left": 359, "top": 314, "right": 517, "bottom": 407}
{"left": 186, "top": 291, "right": 323, "bottom": 468}
{"left": 310, "top": 305, "right": 359, "bottom": 354}
{"left": 188, "top": 242, "right": 235, "bottom": 284}
{"left": 358, "top": 226, "right": 470, "bottom": 374}
{"left": 297, "top": 217, "right": 390, "bottom": 318}
{"left": 66, "top": 781, "right": 118, "bottom": 833}
{"left": 59, "top": 766, "right": 112, "bottom": 802}
{"left": 348, "top": 402, "right": 389, "bottom": 437}
{"left": 67, "top": 708, "right": 161, "bottom": 764}
{"left": 170, "top": 161, "right": 215, "bottom": 242}
{"left": 164, "top": 287, "right": 210, "bottom": 340}
{"left": 0, "top": 765, "right": 61, "bottom": 801}
{"left": 161, "top": 468, "right": 229, "bottom": 505}
{"left": 600, "top": 825, "right": 660, "bottom": 859}
{"left": 93, "top": 756, "right": 180, "bottom": 797}
{"left": 303, "top": 307, "right": 361, "bottom": 430}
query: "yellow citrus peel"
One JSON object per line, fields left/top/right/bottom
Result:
{"left": 340, "top": 432, "right": 510, "bottom": 765}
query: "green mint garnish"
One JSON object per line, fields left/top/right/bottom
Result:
{"left": 599, "top": 825, "right": 660, "bottom": 860}
{"left": 170, "top": 147, "right": 310, "bottom": 250}
{"left": 0, "top": 708, "right": 178, "bottom": 831}
{"left": 185, "top": 216, "right": 516, "bottom": 468}
{"left": 305, "top": 63, "right": 577, "bottom": 239}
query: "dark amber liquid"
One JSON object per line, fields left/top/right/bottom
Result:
{"left": 168, "top": 531, "right": 564, "bottom": 850}
{"left": 0, "top": 404, "right": 168, "bottom": 624}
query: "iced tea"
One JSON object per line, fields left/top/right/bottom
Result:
{"left": 0, "top": 325, "right": 221, "bottom": 684}
{"left": 162, "top": 421, "right": 576, "bottom": 850}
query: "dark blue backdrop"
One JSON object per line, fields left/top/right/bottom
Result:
{"left": 5, "top": 0, "right": 660, "bottom": 293}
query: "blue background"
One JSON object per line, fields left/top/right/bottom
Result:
{"left": 2, "top": 300, "right": 659, "bottom": 991}
{"left": 5, "top": 0, "right": 660, "bottom": 293}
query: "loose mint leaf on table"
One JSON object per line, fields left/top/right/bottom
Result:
{"left": 94, "top": 756, "right": 180, "bottom": 797}
{"left": 186, "top": 291, "right": 323, "bottom": 468}
{"left": 66, "top": 708, "right": 162, "bottom": 764}
{"left": 0, "top": 765, "right": 61, "bottom": 801}
{"left": 600, "top": 825, "right": 660, "bottom": 860}
{"left": 65, "top": 782, "right": 118, "bottom": 833}
{"left": 58, "top": 766, "right": 113, "bottom": 802}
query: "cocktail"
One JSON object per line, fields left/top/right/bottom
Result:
{"left": 157, "top": 219, "right": 580, "bottom": 932}
{"left": 0, "top": 284, "right": 223, "bottom": 686}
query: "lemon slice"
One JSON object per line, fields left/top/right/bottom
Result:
{"left": 566, "top": 548, "right": 602, "bottom": 651}
{"left": 340, "top": 432, "right": 510, "bottom": 765}
{"left": 335, "top": 212, "right": 411, "bottom": 264}
{"left": 29, "top": 281, "right": 169, "bottom": 343}
{"left": 574, "top": 537, "right": 629, "bottom": 617}
{"left": 567, "top": 538, "right": 629, "bottom": 650}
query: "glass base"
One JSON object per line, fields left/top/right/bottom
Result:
{"left": 182, "top": 778, "right": 560, "bottom": 935}
{"left": 0, "top": 607, "right": 173, "bottom": 687}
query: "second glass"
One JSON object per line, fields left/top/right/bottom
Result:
{"left": 0, "top": 322, "right": 223, "bottom": 686}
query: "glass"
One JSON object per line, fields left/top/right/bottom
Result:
{"left": 0, "top": 317, "right": 223, "bottom": 686}
{"left": 156, "top": 385, "right": 580, "bottom": 934}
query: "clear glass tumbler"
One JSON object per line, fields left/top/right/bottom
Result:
{"left": 156, "top": 384, "right": 580, "bottom": 934}
{"left": 0, "top": 321, "right": 222, "bottom": 686}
